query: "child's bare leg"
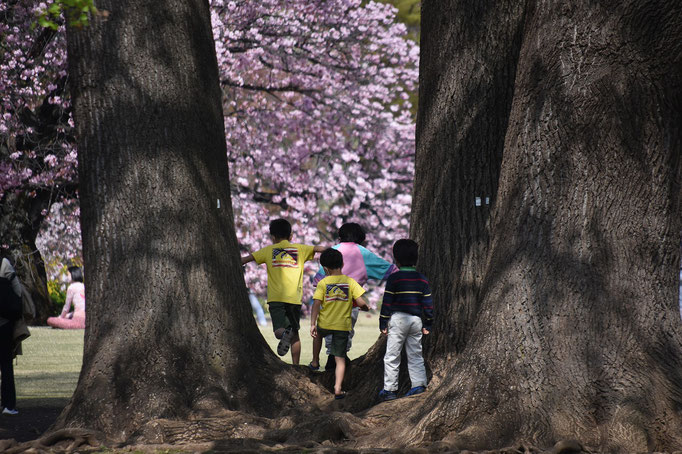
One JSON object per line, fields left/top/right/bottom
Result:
{"left": 290, "top": 332, "right": 301, "bottom": 365}
{"left": 311, "top": 332, "right": 322, "bottom": 368}
{"left": 334, "top": 355, "right": 345, "bottom": 395}
{"left": 274, "top": 327, "right": 285, "bottom": 339}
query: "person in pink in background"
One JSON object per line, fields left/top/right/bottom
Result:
{"left": 47, "top": 266, "right": 85, "bottom": 329}
{"left": 313, "top": 223, "right": 398, "bottom": 370}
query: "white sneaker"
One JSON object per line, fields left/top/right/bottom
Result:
{"left": 2, "top": 408, "right": 18, "bottom": 415}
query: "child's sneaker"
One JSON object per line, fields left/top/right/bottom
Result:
{"left": 277, "top": 328, "right": 294, "bottom": 356}
{"left": 2, "top": 408, "right": 18, "bottom": 415}
{"left": 378, "top": 389, "right": 398, "bottom": 401}
{"left": 404, "top": 386, "right": 426, "bottom": 396}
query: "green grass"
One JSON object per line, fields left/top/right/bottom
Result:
{"left": 15, "top": 327, "right": 84, "bottom": 401}
{"left": 13, "top": 312, "right": 381, "bottom": 403}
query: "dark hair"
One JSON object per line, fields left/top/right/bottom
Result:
{"left": 338, "top": 222, "right": 366, "bottom": 244}
{"left": 320, "top": 248, "right": 343, "bottom": 270}
{"left": 393, "top": 239, "right": 418, "bottom": 267}
{"left": 68, "top": 266, "right": 83, "bottom": 283}
{"left": 269, "top": 218, "right": 292, "bottom": 239}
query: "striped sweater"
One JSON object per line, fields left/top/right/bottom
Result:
{"left": 379, "top": 267, "right": 434, "bottom": 331}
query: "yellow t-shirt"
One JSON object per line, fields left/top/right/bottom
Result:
{"left": 313, "top": 275, "right": 365, "bottom": 331}
{"left": 252, "top": 240, "right": 315, "bottom": 305}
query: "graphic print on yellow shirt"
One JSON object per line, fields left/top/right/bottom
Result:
{"left": 272, "top": 247, "right": 299, "bottom": 268}
{"left": 326, "top": 283, "right": 350, "bottom": 302}
{"left": 252, "top": 240, "right": 315, "bottom": 305}
{"left": 313, "top": 275, "right": 365, "bottom": 331}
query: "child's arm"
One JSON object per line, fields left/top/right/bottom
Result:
{"left": 359, "top": 246, "right": 399, "bottom": 281}
{"left": 421, "top": 280, "right": 434, "bottom": 336}
{"left": 312, "top": 268, "right": 325, "bottom": 285}
{"left": 379, "top": 279, "right": 395, "bottom": 334}
{"left": 313, "top": 245, "right": 326, "bottom": 254}
{"left": 241, "top": 254, "right": 255, "bottom": 265}
{"left": 354, "top": 295, "right": 370, "bottom": 312}
{"left": 61, "top": 285, "right": 75, "bottom": 318}
{"left": 310, "top": 298, "right": 322, "bottom": 338}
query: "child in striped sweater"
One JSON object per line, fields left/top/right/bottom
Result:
{"left": 378, "top": 239, "right": 434, "bottom": 401}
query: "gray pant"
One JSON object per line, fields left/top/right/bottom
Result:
{"left": 325, "top": 306, "right": 359, "bottom": 354}
{"left": 383, "top": 312, "right": 427, "bottom": 391}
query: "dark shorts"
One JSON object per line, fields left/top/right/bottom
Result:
{"left": 317, "top": 327, "right": 349, "bottom": 357}
{"left": 268, "top": 301, "right": 301, "bottom": 332}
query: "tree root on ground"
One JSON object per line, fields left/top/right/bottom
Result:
{"left": 130, "top": 407, "right": 373, "bottom": 447}
{"left": 0, "top": 415, "right": 599, "bottom": 453}
{"left": 0, "top": 428, "right": 106, "bottom": 453}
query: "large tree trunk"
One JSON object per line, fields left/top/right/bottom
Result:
{"left": 363, "top": 1, "right": 682, "bottom": 452}
{"left": 412, "top": 1, "right": 526, "bottom": 356}
{"left": 55, "top": 0, "right": 313, "bottom": 442}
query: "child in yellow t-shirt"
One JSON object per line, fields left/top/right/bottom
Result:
{"left": 310, "top": 248, "right": 369, "bottom": 399}
{"left": 242, "top": 219, "right": 325, "bottom": 365}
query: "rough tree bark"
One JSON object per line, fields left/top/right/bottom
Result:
{"left": 413, "top": 1, "right": 526, "bottom": 357}
{"left": 357, "top": 0, "right": 682, "bottom": 452}
{"left": 53, "top": 0, "right": 319, "bottom": 443}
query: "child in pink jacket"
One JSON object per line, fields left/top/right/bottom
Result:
{"left": 313, "top": 223, "right": 397, "bottom": 369}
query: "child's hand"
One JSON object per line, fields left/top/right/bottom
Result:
{"left": 422, "top": 328, "right": 430, "bottom": 335}
{"left": 381, "top": 328, "right": 388, "bottom": 335}
{"left": 310, "top": 325, "right": 317, "bottom": 338}
{"left": 360, "top": 305, "right": 369, "bottom": 312}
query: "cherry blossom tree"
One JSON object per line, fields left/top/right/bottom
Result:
{"left": 1, "top": 1, "right": 75, "bottom": 320}
{"left": 213, "top": 0, "right": 418, "bottom": 300}
{"left": 1, "top": 0, "right": 418, "bottom": 307}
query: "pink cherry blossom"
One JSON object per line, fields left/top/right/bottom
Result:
{"left": 2, "top": 0, "right": 418, "bottom": 299}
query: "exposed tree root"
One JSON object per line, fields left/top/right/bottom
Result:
{"left": 549, "top": 439, "right": 587, "bottom": 454}
{"left": 0, "top": 361, "right": 652, "bottom": 452}
{"left": 128, "top": 405, "right": 374, "bottom": 447}
{"left": 0, "top": 404, "right": 605, "bottom": 454}
{"left": 0, "top": 428, "right": 106, "bottom": 453}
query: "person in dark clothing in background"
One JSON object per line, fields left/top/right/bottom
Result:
{"left": 0, "top": 257, "right": 21, "bottom": 415}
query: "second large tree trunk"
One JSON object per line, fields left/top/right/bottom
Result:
{"left": 56, "top": 0, "right": 311, "bottom": 441}
{"left": 371, "top": 1, "right": 682, "bottom": 452}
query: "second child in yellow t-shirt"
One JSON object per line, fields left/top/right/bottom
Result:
{"left": 242, "top": 218, "right": 325, "bottom": 365}
{"left": 310, "top": 248, "right": 369, "bottom": 399}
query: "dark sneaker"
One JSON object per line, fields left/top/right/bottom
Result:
{"left": 378, "top": 389, "right": 398, "bottom": 401}
{"left": 277, "top": 328, "right": 294, "bottom": 356}
{"left": 405, "top": 386, "right": 426, "bottom": 396}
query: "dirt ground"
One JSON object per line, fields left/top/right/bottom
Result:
{"left": 0, "top": 399, "right": 65, "bottom": 442}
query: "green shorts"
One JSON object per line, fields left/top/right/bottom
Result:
{"left": 317, "top": 327, "right": 349, "bottom": 357}
{"left": 268, "top": 301, "right": 301, "bottom": 332}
